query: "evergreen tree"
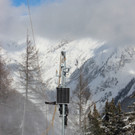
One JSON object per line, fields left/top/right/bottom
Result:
{"left": 105, "top": 100, "right": 109, "bottom": 114}
{"left": 86, "top": 104, "right": 104, "bottom": 135}
{"left": 102, "top": 99, "right": 125, "bottom": 135}
{"left": 93, "top": 104, "right": 100, "bottom": 118}
{"left": 102, "top": 99, "right": 115, "bottom": 134}
{"left": 115, "top": 102, "right": 125, "bottom": 134}
{"left": 124, "top": 99, "right": 135, "bottom": 134}
{"left": 109, "top": 98, "right": 116, "bottom": 115}
{"left": 117, "top": 102, "right": 122, "bottom": 114}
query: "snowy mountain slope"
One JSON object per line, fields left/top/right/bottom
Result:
{"left": 36, "top": 38, "right": 103, "bottom": 90}
{"left": 0, "top": 38, "right": 102, "bottom": 134}
{"left": 1, "top": 38, "right": 135, "bottom": 109}
{"left": 0, "top": 38, "right": 102, "bottom": 89}
{"left": 115, "top": 78, "right": 135, "bottom": 104}
{"left": 115, "top": 78, "right": 135, "bottom": 112}
{"left": 68, "top": 44, "right": 135, "bottom": 111}
{"left": 1, "top": 38, "right": 135, "bottom": 134}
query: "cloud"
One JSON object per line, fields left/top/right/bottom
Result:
{"left": 33, "top": 0, "right": 135, "bottom": 46}
{"left": 0, "top": 0, "right": 135, "bottom": 46}
{"left": 0, "top": 0, "right": 27, "bottom": 41}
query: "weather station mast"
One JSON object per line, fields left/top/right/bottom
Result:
{"left": 45, "top": 51, "right": 70, "bottom": 135}
{"left": 56, "top": 51, "right": 70, "bottom": 135}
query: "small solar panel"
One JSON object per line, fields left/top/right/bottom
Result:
{"left": 57, "top": 88, "right": 70, "bottom": 104}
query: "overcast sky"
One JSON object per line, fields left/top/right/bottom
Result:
{"left": 0, "top": 0, "right": 135, "bottom": 46}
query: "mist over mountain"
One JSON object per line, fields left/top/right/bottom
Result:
{"left": 1, "top": 38, "right": 135, "bottom": 108}
{"left": 1, "top": 38, "right": 135, "bottom": 134}
{"left": 0, "top": 91, "right": 47, "bottom": 135}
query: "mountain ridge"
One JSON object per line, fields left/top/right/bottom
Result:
{"left": 1, "top": 39, "right": 135, "bottom": 109}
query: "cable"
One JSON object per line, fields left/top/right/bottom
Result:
{"left": 41, "top": 105, "right": 57, "bottom": 135}
{"left": 25, "top": 3, "right": 59, "bottom": 134}
{"left": 22, "top": 96, "right": 27, "bottom": 135}
{"left": 26, "top": 0, "right": 44, "bottom": 93}
{"left": 26, "top": 0, "right": 36, "bottom": 46}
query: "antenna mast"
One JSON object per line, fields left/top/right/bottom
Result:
{"left": 57, "top": 51, "right": 70, "bottom": 135}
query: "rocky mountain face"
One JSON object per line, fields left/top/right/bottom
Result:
{"left": 115, "top": 78, "right": 135, "bottom": 112}
{"left": 68, "top": 44, "right": 135, "bottom": 111}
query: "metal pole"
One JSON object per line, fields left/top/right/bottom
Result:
{"left": 61, "top": 51, "right": 66, "bottom": 135}
{"left": 62, "top": 104, "right": 65, "bottom": 135}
